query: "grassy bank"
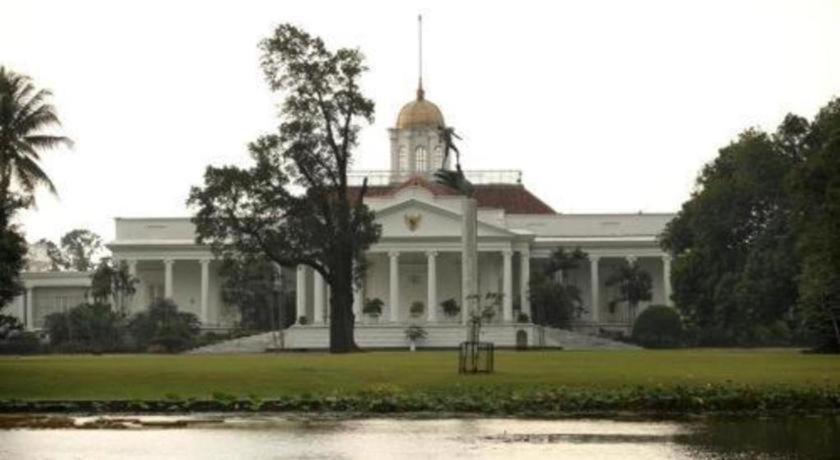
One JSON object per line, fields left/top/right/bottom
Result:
{"left": 1, "top": 349, "right": 838, "bottom": 414}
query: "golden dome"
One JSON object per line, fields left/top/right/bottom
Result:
{"left": 396, "top": 88, "right": 445, "bottom": 130}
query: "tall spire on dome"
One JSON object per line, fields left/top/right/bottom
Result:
{"left": 417, "top": 14, "right": 424, "bottom": 101}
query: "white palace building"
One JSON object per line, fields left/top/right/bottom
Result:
{"left": 8, "top": 85, "right": 675, "bottom": 349}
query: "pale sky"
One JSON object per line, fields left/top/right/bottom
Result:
{"left": 3, "top": 0, "right": 839, "bottom": 245}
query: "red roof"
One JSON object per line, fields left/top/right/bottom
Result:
{"left": 349, "top": 176, "right": 555, "bottom": 215}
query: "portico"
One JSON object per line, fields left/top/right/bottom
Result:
{"left": 295, "top": 244, "right": 529, "bottom": 326}
{"left": 106, "top": 218, "right": 228, "bottom": 326}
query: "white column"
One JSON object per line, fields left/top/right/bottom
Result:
{"left": 426, "top": 251, "right": 437, "bottom": 323}
{"left": 199, "top": 259, "right": 210, "bottom": 324}
{"left": 352, "top": 284, "right": 363, "bottom": 323}
{"left": 520, "top": 250, "right": 531, "bottom": 319}
{"left": 663, "top": 254, "right": 673, "bottom": 306}
{"left": 313, "top": 270, "right": 325, "bottom": 324}
{"left": 352, "top": 260, "right": 364, "bottom": 323}
{"left": 502, "top": 250, "right": 513, "bottom": 322}
{"left": 389, "top": 251, "right": 400, "bottom": 322}
{"left": 296, "top": 265, "right": 307, "bottom": 324}
{"left": 163, "top": 259, "right": 174, "bottom": 299}
{"left": 25, "top": 287, "right": 34, "bottom": 330}
{"left": 590, "top": 255, "right": 600, "bottom": 323}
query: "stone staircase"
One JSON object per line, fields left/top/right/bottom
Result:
{"left": 186, "top": 331, "right": 283, "bottom": 354}
{"left": 541, "top": 327, "right": 640, "bottom": 350}
{"left": 185, "top": 324, "right": 639, "bottom": 353}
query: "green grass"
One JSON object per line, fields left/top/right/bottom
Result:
{"left": 0, "top": 349, "right": 838, "bottom": 401}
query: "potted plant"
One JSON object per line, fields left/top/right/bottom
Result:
{"left": 363, "top": 298, "right": 384, "bottom": 323}
{"left": 441, "top": 298, "right": 460, "bottom": 320}
{"left": 409, "top": 301, "right": 425, "bottom": 318}
{"left": 298, "top": 315, "right": 308, "bottom": 325}
{"left": 516, "top": 311, "right": 530, "bottom": 323}
{"left": 404, "top": 325, "right": 427, "bottom": 351}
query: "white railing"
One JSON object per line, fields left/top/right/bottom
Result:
{"left": 347, "top": 170, "right": 523, "bottom": 186}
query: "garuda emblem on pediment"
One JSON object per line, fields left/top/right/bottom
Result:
{"left": 404, "top": 213, "right": 422, "bottom": 231}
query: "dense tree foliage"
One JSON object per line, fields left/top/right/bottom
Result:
{"left": 0, "top": 195, "right": 27, "bottom": 309}
{"left": 788, "top": 99, "right": 840, "bottom": 351}
{"left": 188, "top": 24, "right": 380, "bottom": 352}
{"left": 529, "top": 248, "right": 587, "bottom": 328}
{"left": 663, "top": 98, "right": 840, "bottom": 350}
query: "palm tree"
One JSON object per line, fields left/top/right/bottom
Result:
{"left": 606, "top": 260, "right": 653, "bottom": 321}
{"left": 0, "top": 66, "right": 72, "bottom": 204}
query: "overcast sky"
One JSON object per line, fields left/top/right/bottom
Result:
{"left": 3, "top": 0, "right": 839, "bottom": 244}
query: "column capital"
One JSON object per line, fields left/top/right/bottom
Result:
{"left": 662, "top": 253, "right": 673, "bottom": 262}
{"left": 425, "top": 250, "right": 438, "bottom": 258}
{"left": 198, "top": 258, "right": 211, "bottom": 266}
{"left": 163, "top": 258, "right": 175, "bottom": 266}
{"left": 626, "top": 255, "right": 637, "bottom": 264}
{"left": 502, "top": 249, "right": 513, "bottom": 257}
{"left": 589, "top": 254, "right": 601, "bottom": 262}
{"left": 388, "top": 251, "right": 400, "bottom": 259}
{"left": 297, "top": 264, "right": 307, "bottom": 272}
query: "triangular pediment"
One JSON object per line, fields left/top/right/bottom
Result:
{"left": 375, "top": 198, "right": 514, "bottom": 238}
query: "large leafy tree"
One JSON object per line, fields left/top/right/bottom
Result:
{"left": 788, "top": 99, "right": 840, "bottom": 351}
{"left": 59, "top": 229, "right": 103, "bottom": 272}
{"left": 35, "top": 237, "right": 66, "bottom": 271}
{"left": 0, "top": 66, "right": 72, "bottom": 204}
{"left": 661, "top": 127, "right": 800, "bottom": 344}
{"left": 188, "top": 24, "right": 380, "bottom": 352}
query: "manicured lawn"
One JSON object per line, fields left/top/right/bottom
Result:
{"left": 0, "top": 349, "right": 837, "bottom": 401}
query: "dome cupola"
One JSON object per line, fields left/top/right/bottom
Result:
{"left": 396, "top": 87, "right": 445, "bottom": 130}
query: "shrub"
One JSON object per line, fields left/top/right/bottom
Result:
{"left": 128, "top": 299, "right": 200, "bottom": 353}
{"left": 515, "top": 311, "right": 530, "bottom": 323}
{"left": 441, "top": 298, "right": 460, "bottom": 317}
{"left": 0, "top": 314, "right": 23, "bottom": 339}
{"left": 0, "top": 330, "right": 42, "bottom": 354}
{"left": 298, "top": 315, "right": 308, "bottom": 325}
{"left": 43, "top": 302, "right": 126, "bottom": 353}
{"left": 404, "top": 325, "right": 427, "bottom": 341}
{"left": 750, "top": 320, "right": 792, "bottom": 346}
{"left": 409, "top": 301, "right": 424, "bottom": 317}
{"left": 631, "top": 305, "right": 684, "bottom": 348}
{"left": 363, "top": 298, "right": 383, "bottom": 317}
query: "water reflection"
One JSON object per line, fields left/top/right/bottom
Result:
{"left": 0, "top": 415, "right": 837, "bottom": 459}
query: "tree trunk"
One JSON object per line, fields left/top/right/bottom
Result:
{"left": 328, "top": 256, "right": 358, "bottom": 353}
{"left": 826, "top": 302, "right": 840, "bottom": 352}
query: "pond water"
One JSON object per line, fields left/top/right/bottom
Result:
{"left": 0, "top": 414, "right": 838, "bottom": 459}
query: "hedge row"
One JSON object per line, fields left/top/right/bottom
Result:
{"left": 3, "top": 384, "right": 839, "bottom": 415}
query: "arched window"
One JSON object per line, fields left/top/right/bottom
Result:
{"left": 414, "top": 146, "right": 427, "bottom": 171}
{"left": 398, "top": 146, "right": 408, "bottom": 172}
{"left": 433, "top": 146, "right": 444, "bottom": 169}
